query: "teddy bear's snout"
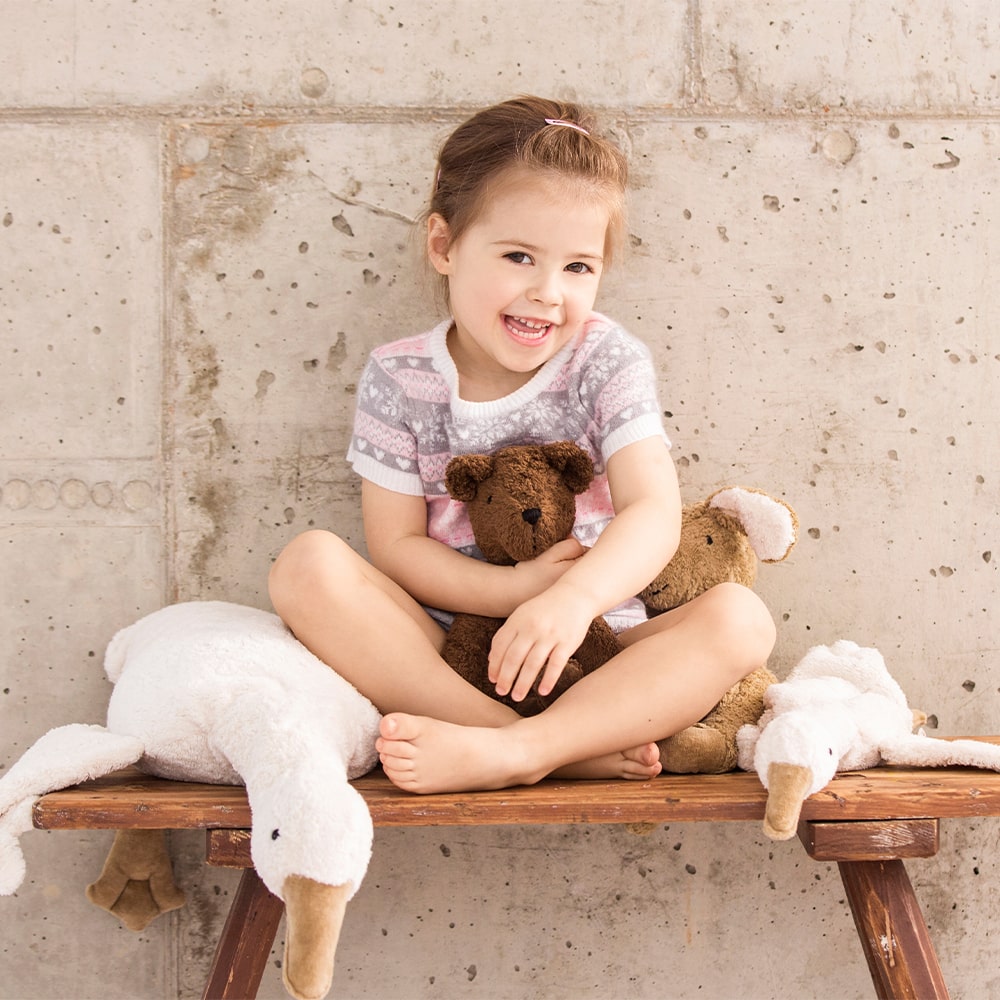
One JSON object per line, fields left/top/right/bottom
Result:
{"left": 522, "top": 507, "right": 542, "bottom": 525}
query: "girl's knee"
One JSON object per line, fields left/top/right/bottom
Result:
{"left": 701, "top": 582, "right": 777, "bottom": 671}
{"left": 268, "top": 529, "right": 354, "bottom": 613}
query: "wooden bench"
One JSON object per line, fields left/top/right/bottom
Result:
{"left": 33, "top": 745, "right": 1000, "bottom": 1000}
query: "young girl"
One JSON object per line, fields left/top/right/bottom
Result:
{"left": 268, "top": 96, "right": 776, "bottom": 794}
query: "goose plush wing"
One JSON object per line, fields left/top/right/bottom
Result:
{"left": 880, "top": 732, "right": 1000, "bottom": 770}
{"left": 0, "top": 724, "right": 144, "bottom": 894}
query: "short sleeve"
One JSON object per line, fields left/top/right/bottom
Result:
{"left": 577, "top": 325, "right": 670, "bottom": 464}
{"left": 347, "top": 355, "right": 425, "bottom": 496}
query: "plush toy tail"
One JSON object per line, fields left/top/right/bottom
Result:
{"left": 0, "top": 724, "right": 144, "bottom": 894}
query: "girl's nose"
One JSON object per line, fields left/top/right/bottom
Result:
{"left": 528, "top": 271, "right": 563, "bottom": 306}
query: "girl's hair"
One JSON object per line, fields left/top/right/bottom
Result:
{"left": 428, "top": 95, "right": 629, "bottom": 264}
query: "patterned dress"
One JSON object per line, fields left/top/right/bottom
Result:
{"left": 348, "top": 313, "right": 670, "bottom": 628}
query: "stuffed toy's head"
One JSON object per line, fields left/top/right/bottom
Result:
{"left": 445, "top": 441, "right": 594, "bottom": 565}
{"left": 640, "top": 486, "right": 799, "bottom": 614}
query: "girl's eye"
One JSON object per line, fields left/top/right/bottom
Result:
{"left": 565, "top": 261, "right": 594, "bottom": 274}
{"left": 504, "top": 251, "right": 532, "bottom": 265}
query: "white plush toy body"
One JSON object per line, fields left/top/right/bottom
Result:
{"left": 0, "top": 601, "right": 382, "bottom": 1000}
{"left": 737, "top": 639, "right": 1000, "bottom": 840}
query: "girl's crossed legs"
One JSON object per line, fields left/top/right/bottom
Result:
{"left": 269, "top": 530, "right": 775, "bottom": 794}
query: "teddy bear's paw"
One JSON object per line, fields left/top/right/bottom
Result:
{"left": 658, "top": 724, "right": 737, "bottom": 774}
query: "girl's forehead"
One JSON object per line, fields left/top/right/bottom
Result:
{"left": 487, "top": 165, "right": 604, "bottom": 207}
{"left": 473, "top": 169, "right": 611, "bottom": 233}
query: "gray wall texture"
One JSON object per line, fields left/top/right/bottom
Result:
{"left": 2, "top": 1, "right": 999, "bottom": 998}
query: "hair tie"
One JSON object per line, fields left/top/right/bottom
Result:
{"left": 543, "top": 118, "right": 590, "bottom": 136}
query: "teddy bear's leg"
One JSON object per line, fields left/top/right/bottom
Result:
{"left": 572, "top": 618, "right": 621, "bottom": 674}
{"left": 86, "top": 828, "right": 186, "bottom": 931}
{"left": 658, "top": 665, "right": 777, "bottom": 774}
{"left": 441, "top": 614, "right": 506, "bottom": 698}
{"left": 657, "top": 725, "right": 732, "bottom": 774}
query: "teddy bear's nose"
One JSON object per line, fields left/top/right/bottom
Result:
{"left": 522, "top": 507, "right": 542, "bottom": 525}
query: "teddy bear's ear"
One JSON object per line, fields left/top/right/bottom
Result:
{"left": 444, "top": 453, "right": 495, "bottom": 501}
{"left": 540, "top": 441, "right": 594, "bottom": 495}
{"left": 707, "top": 487, "right": 798, "bottom": 562}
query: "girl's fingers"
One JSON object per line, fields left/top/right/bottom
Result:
{"left": 492, "top": 636, "right": 552, "bottom": 701}
{"left": 489, "top": 634, "right": 530, "bottom": 694}
{"left": 508, "top": 644, "right": 552, "bottom": 702}
{"left": 535, "top": 648, "right": 572, "bottom": 697}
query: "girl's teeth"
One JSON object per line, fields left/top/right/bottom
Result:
{"left": 507, "top": 316, "right": 551, "bottom": 338}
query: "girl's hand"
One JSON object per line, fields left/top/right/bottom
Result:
{"left": 487, "top": 585, "right": 594, "bottom": 703}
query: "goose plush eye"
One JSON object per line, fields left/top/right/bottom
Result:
{"left": 271, "top": 829, "right": 280, "bottom": 840}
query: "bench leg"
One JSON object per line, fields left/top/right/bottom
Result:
{"left": 203, "top": 867, "right": 285, "bottom": 1000}
{"left": 838, "top": 859, "right": 950, "bottom": 1000}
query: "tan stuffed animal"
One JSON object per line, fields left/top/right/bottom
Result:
{"left": 442, "top": 442, "right": 621, "bottom": 716}
{"left": 639, "top": 487, "right": 799, "bottom": 774}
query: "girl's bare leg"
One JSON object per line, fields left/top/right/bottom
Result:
{"left": 268, "top": 530, "right": 661, "bottom": 777}
{"left": 269, "top": 530, "right": 513, "bottom": 724}
{"left": 376, "top": 582, "right": 776, "bottom": 793}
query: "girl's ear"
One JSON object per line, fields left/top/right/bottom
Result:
{"left": 427, "top": 214, "right": 453, "bottom": 275}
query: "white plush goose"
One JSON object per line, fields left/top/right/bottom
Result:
{"left": 0, "top": 601, "right": 381, "bottom": 1000}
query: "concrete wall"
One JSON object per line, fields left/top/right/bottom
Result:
{"left": 2, "top": 2, "right": 998, "bottom": 997}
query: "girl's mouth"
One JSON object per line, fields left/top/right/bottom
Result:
{"left": 504, "top": 315, "right": 552, "bottom": 344}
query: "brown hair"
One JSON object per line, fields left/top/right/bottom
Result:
{"left": 427, "top": 96, "right": 629, "bottom": 268}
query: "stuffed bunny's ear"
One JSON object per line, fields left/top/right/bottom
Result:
{"left": 708, "top": 488, "right": 798, "bottom": 563}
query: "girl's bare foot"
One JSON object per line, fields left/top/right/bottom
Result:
{"left": 552, "top": 743, "right": 661, "bottom": 781}
{"left": 376, "top": 714, "right": 662, "bottom": 794}
{"left": 377, "top": 713, "right": 540, "bottom": 793}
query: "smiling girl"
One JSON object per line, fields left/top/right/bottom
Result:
{"left": 268, "top": 96, "right": 776, "bottom": 793}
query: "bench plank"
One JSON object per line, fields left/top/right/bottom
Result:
{"left": 32, "top": 747, "right": 1000, "bottom": 831}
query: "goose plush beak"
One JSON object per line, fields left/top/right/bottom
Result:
{"left": 763, "top": 761, "right": 814, "bottom": 841}
{"left": 281, "top": 876, "right": 352, "bottom": 1000}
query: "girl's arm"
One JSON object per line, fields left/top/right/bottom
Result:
{"left": 361, "top": 479, "right": 586, "bottom": 617}
{"left": 488, "top": 436, "right": 681, "bottom": 702}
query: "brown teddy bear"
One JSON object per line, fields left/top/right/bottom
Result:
{"left": 442, "top": 441, "right": 620, "bottom": 716}
{"left": 639, "top": 487, "right": 798, "bottom": 773}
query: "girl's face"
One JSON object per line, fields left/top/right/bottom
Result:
{"left": 428, "top": 168, "right": 611, "bottom": 398}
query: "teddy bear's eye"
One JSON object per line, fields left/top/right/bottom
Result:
{"left": 486, "top": 495, "right": 493, "bottom": 504}
{"left": 705, "top": 535, "right": 714, "bottom": 545}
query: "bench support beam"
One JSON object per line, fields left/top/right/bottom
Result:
{"left": 203, "top": 867, "right": 284, "bottom": 1000}
{"left": 838, "top": 859, "right": 949, "bottom": 1000}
